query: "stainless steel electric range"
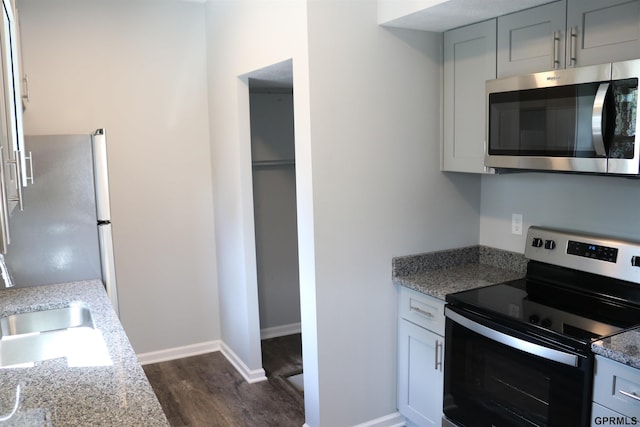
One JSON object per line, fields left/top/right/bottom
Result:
{"left": 442, "top": 226, "right": 640, "bottom": 427}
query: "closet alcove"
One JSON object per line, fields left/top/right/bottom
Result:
{"left": 249, "top": 81, "right": 303, "bottom": 391}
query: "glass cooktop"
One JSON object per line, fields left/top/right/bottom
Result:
{"left": 446, "top": 271, "right": 640, "bottom": 347}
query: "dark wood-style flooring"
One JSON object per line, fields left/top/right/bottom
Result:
{"left": 143, "top": 334, "right": 304, "bottom": 427}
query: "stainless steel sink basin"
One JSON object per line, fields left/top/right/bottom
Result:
{"left": 0, "top": 302, "right": 94, "bottom": 338}
{"left": 0, "top": 303, "right": 111, "bottom": 368}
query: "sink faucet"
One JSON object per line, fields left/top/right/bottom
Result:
{"left": 0, "top": 254, "right": 13, "bottom": 288}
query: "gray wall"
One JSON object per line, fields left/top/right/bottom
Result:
{"left": 17, "top": 0, "right": 220, "bottom": 353}
{"left": 206, "top": 1, "right": 481, "bottom": 425}
{"left": 480, "top": 172, "right": 640, "bottom": 252}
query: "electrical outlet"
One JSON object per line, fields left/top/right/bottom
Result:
{"left": 512, "top": 213, "right": 523, "bottom": 235}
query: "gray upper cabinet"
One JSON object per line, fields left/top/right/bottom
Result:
{"left": 567, "top": 0, "right": 640, "bottom": 68}
{"left": 497, "top": 1, "right": 567, "bottom": 78}
{"left": 442, "top": 19, "right": 496, "bottom": 173}
{"left": 498, "top": 0, "right": 640, "bottom": 78}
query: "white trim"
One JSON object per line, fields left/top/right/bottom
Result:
{"left": 220, "top": 341, "right": 268, "bottom": 383}
{"left": 352, "top": 412, "right": 406, "bottom": 427}
{"left": 260, "top": 322, "right": 301, "bottom": 340}
{"left": 137, "top": 340, "right": 268, "bottom": 385}
{"left": 136, "top": 340, "right": 221, "bottom": 365}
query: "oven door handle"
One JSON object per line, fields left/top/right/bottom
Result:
{"left": 445, "top": 308, "right": 579, "bottom": 367}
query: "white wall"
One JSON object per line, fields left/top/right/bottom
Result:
{"left": 205, "top": 0, "right": 311, "bottom": 387}
{"left": 306, "top": 3, "right": 479, "bottom": 425}
{"left": 17, "top": 0, "right": 220, "bottom": 353}
{"left": 480, "top": 172, "right": 640, "bottom": 253}
{"left": 206, "top": 1, "right": 480, "bottom": 425}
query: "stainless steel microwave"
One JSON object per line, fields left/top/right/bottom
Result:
{"left": 485, "top": 59, "right": 639, "bottom": 175}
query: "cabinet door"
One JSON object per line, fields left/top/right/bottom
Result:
{"left": 398, "top": 319, "right": 444, "bottom": 427}
{"left": 0, "top": 0, "right": 23, "bottom": 213}
{"left": 442, "top": 19, "right": 496, "bottom": 173}
{"left": 497, "top": 1, "right": 567, "bottom": 77}
{"left": 593, "top": 356, "right": 640, "bottom": 417}
{"left": 567, "top": 0, "right": 640, "bottom": 68}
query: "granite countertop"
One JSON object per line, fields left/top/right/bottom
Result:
{"left": 592, "top": 328, "right": 640, "bottom": 369}
{"left": 392, "top": 245, "right": 527, "bottom": 300}
{"left": 0, "top": 281, "right": 168, "bottom": 426}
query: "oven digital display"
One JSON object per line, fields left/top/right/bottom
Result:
{"left": 567, "top": 240, "right": 618, "bottom": 263}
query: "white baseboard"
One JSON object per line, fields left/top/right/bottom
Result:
{"left": 137, "top": 340, "right": 221, "bottom": 365}
{"left": 137, "top": 339, "right": 267, "bottom": 384}
{"left": 260, "top": 322, "right": 301, "bottom": 340}
{"left": 352, "top": 412, "right": 406, "bottom": 427}
{"left": 220, "top": 341, "right": 268, "bottom": 383}
{"left": 303, "top": 412, "right": 404, "bottom": 427}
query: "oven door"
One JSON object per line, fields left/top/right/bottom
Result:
{"left": 443, "top": 306, "right": 593, "bottom": 427}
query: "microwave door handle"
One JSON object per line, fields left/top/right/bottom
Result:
{"left": 592, "top": 82, "right": 610, "bottom": 157}
{"left": 445, "top": 307, "right": 579, "bottom": 367}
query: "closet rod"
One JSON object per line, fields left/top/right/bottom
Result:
{"left": 252, "top": 159, "right": 295, "bottom": 167}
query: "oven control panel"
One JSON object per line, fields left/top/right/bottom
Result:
{"left": 566, "top": 241, "right": 618, "bottom": 263}
{"left": 525, "top": 226, "right": 640, "bottom": 283}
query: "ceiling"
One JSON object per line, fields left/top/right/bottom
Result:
{"left": 379, "top": 0, "right": 556, "bottom": 32}
{"left": 230, "top": 1, "right": 556, "bottom": 88}
{"left": 246, "top": 59, "right": 293, "bottom": 91}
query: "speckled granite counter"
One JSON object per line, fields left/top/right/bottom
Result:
{"left": 392, "top": 245, "right": 527, "bottom": 300}
{"left": 592, "top": 328, "right": 640, "bottom": 369}
{"left": 0, "top": 280, "right": 168, "bottom": 426}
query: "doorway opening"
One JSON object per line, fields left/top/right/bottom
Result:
{"left": 247, "top": 60, "right": 303, "bottom": 401}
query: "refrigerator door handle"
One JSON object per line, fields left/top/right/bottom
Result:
{"left": 92, "top": 129, "right": 111, "bottom": 221}
{"left": 98, "top": 222, "right": 119, "bottom": 315}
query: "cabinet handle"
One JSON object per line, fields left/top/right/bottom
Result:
{"left": 410, "top": 305, "right": 434, "bottom": 318}
{"left": 6, "top": 149, "right": 23, "bottom": 210}
{"left": 552, "top": 31, "right": 561, "bottom": 69}
{"left": 434, "top": 340, "right": 443, "bottom": 372}
{"left": 0, "top": 149, "right": 10, "bottom": 252}
{"left": 619, "top": 390, "right": 640, "bottom": 402}
{"left": 569, "top": 26, "right": 578, "bottom": 67}
{"left": 21, "top": 74, "right": 29, "bottom": 104}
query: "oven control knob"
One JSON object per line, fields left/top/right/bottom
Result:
{"left": 529, "top": 315, "right": 540, "bottom": 324}
{"left": 541, "top": 318, "right": 552, "bottom": 328}
{"left": 532, "top": 238, "right": 543, "bottom": 248}
{"left": 544, "top": 240, "right": 556, "bottom": 250}
{"left": 632, "top": 256, "right": 640, "bottom": 267}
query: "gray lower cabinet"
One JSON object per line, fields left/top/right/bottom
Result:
{"left": 397, "top": 287, "right": 445, "bottom": 427}
{"left": 591, "top": 355, "right": 640, "bottom": 426}
{"left": 442, "top": 19, "right": 496, "bottom": 173}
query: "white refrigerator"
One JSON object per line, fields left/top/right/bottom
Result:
{"left": 3, "top": 129, "right": 119, "bottom": 314}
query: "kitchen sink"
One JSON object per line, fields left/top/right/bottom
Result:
{"left": 0, "top": 303, "right": 111, "bottom": 368}
{"left": 0, "top": 303, "right": 94, "bottom": 337}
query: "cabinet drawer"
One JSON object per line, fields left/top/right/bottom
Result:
{"left": 590, "top": 402, "right": 634, "bottom": 427}
{"left": 399, "top": 287, "right": 445, "bottom": 335}
{"left": 593, "top": 355, "right": 640, "bottom": 417}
